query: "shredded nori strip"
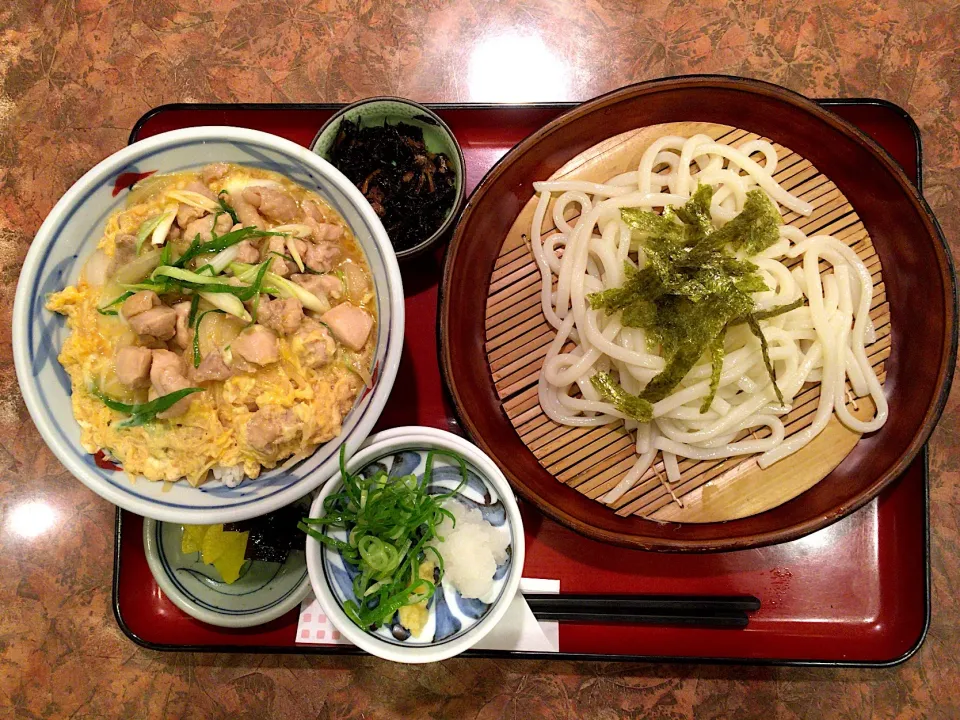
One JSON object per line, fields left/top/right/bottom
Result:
{"left": 329, "top": 118, "right": 457, "bottom": 252}
{"left": 591, "top": 372, "right": 653, "bottom": 422}
{"left": 589, "top": 185, "right": 795, "bottom": 412}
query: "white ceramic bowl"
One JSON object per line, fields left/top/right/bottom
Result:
{"left": 12, "top": 127, "right": 404, "bottom": 524}
{"left": 305, "top": 427, "right": 525, "bottom": 664}
{"left": 143, "top": 514, "right": 311, "bottom": 628}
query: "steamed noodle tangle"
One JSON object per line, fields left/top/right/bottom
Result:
{"left": 531, "top": 133, "right": 888, "bottom": 506}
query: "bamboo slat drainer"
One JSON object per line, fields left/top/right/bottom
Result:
{"left": 484, "top": 122, "right": 888, "bottom": 523}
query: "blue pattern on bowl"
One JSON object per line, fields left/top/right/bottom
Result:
{"left": 13, "top": 128, "right": 403, "bottom": 522}
{"left": 319, "top": 449, "right": 515, "bottom": 648}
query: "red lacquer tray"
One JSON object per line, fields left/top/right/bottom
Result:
{"left": 114, "top": 100, "right": 930, "bottom": 665}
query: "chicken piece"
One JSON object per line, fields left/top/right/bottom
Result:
{"left": 112, "top": 233, "right": 138, "bottom": 269}
{"left": 316, "top": 223, "right": 344, "bottom": 242}
{"left": 150, "top": 349, "right": 196, "bottom": 418}
{"left": 235, "top": 240, "right": 260, "bottom": 264}
{"left": 263, "top": 236, "right": 295, "bottom": 276}
{"left": 115, "top": 346, "right": 152, "bottom": 389}
{"left": 121, "top": 290, "right": 160, "bottom": 319}
{"left": 176, "top": 203, "right": 202, "bottom": 229}
{"left": 182, "top": 213, "right": 232, "bottom": 243}
{"left": 242, "top": 186, "right": 298, "bottom": 223}
{"left": 289, "top": 273, "right": 323, "bottom": 297}
{"left": 215, "top": 212, "right": 233, "bottom": 235}
{"left": 303, "top": 199, "right": 326, "bottom": 223}
{"left": 228, "top": 191, "right": 266, "bottom": 230}
{"left": 302, "top": 212, "right": 344, "bottom": 242}
{"left": 150, "top": 349, "right": 187, "bottom": 390}
{"left": 304, "top": 242, "right": 341, "bottom": 273}
{"left": 201, "top": 162, "right": 230, "bottom": 184}
{"left": 129, "top": 306, "right": 179, "bottom": 342}
{"left": 175, "top": 182, "right": 218, "bottom": 228}
{"left": 291, "top": 318, "right": 336, "bottom": 368}
{"left": 318, "top": 273, "right": 345, "bottom": 300}
{"left": 232, "top": 325, "right": 279, "bottom": 366}
{"left": 291, "top": 273, "right": 342, "bottom": 301}
{"left": 257, "top": 297, "right": 303, "bottom": 335}
{"left": 172, "top": 301, "right": 192, "bottom": 350}
{"left": 182, "top": 214, "right": 214, "bottom": 243}
{"left": 246, "top": 406, "right": 300, "bottom": 453}
{"left": 185, "top": 180, "right": 217, "bottom": 202}
{"left": 191, "top": 350, "right": 234, "bottom": 383}
{"left": 320, "top": 303, "right": 373, "bottom": 352}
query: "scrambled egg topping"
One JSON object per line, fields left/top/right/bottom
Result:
{"left": 45, "top": 168, "right": 369, "bottom": 486}
{"left": 48, "top": 280, "right": 361, "bottom": 484}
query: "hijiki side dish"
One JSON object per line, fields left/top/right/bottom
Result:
{"left": 531, "top": 133, "right": 889, "bottom": 504}
{"left": 329, "top": 118, "right": 457, "bottom": 253}
{"left": 47, "top": 163, "right": 377, "bottom": 487}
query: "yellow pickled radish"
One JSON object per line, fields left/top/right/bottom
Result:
{"left": 213, "top": 531, "right": 250, "bottom": 584}
{"left": 181, "top": 524, "right": 208, "bottom": 554}
{"left": 200, "top": 524, "right": 228, "bottom": 564}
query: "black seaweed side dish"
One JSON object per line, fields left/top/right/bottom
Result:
{"left": 330, "top": 119, "right": 457, "bottom": 252}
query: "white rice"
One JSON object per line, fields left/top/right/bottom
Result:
{"left": 212, "top": 464, "right": 246, "bottom": 488}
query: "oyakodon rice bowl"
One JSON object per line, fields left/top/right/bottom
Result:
{"left": 14, "top": 127, "right": 403, "bottom": 524}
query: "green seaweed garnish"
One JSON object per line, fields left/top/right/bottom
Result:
{"left": 745, "top": 315, "right": 785, "bottom": 405}
{"left": 741, "top": 297, "right": 804, "bottom": 323}
{"left": 590, "top": 185, "right": 794, "bottom": 412}
{"left": 590, "top": 372, "right": 653, "bottom": 422}
{"left": 706, "top": 188, "right": 783, "bottom": 255}
{"left": 701, "top": 337, "right": 726, "bottom": 414}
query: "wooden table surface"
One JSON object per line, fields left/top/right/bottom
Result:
{"left": 2, "top": 1, "right": 958, "bottom": 718}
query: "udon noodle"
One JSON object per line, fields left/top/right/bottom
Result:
{"left": 530, "top": 133, "right": 889, "bottom": 505}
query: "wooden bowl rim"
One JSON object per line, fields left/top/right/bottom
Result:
{"left": 439, "top": 74, "right": 958, "bottom": 552}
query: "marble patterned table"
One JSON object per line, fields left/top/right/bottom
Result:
{"left": 1, "top": 1, "right": 957, "bottom": 718}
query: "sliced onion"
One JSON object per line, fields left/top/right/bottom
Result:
{"left": 197, "top": 310, "right": 246, "bottom": 356}
{"left": 343, "top": 261, "right": 368, "bottom": 304}
{"left": 166, "top": 190, "right": 219, "bottom": 212}
{"left": 151, "top": 206, "right": 177, "bottom": 246}
{"left": 81, "top": 249, "right": 111, "bottom": 287}
{"left": 221, "top": 176, "right": 280, "bottom": 196}
{"left": 114, "top": 249, "right": 161, "bottom": 284}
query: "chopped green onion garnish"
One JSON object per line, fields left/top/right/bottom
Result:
{"left": 135, "top": 213, "right": 172, "bottom": 255}
{"left": 91, "top": 385, "right": 203, "bottom": 427}
{"left": 298, "top": 445, "right": 468, "bottom": 630}
{"left": 173, "top": 226, "right": 281, "bottom": 269}
{"left": 96, "top": 291, "right": 134, "bottom": 316}
{"left": 217, "top": 190, "right": 240, "bottom": 224}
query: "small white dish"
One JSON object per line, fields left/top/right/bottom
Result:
{"left": 143, "top": 515, "right": 310, "bottom": 628}
{"left": 305, "top": 427, "right": 525, "bottom": 663}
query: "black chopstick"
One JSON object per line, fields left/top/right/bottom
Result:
{"left": 525, "top": 594, "right": 760, "bottom": 629}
